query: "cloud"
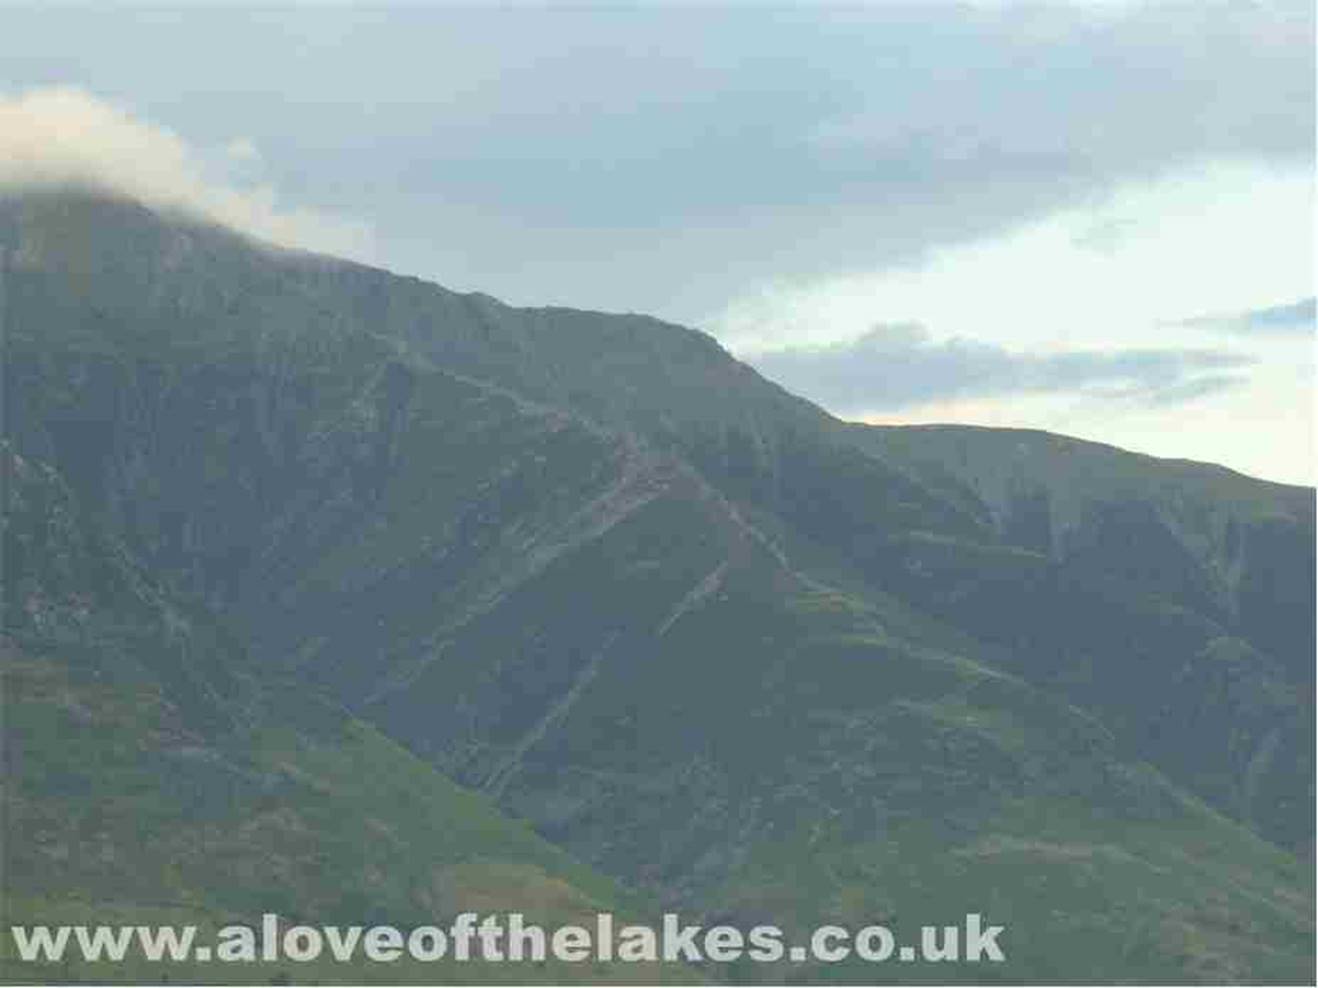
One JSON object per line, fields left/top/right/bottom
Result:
{"left": 0, "top": 87, "right": 373, "bottom": 260}
{"left": 1172, "top": 297, "right": 1316, "bottom": 335}
{"left": 224, "top": 137, "right": 262, "bottom": 165}
{"left": 4, "top": 4, "right": 1305, "bottom": 321}
{"left": 746, "top": 323, "right": 1251, "bottom": 413}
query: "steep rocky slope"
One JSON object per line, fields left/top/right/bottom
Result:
{"left": 851, "top": 423, "right": 1315, "bottom": 852}
{"left": 1, "top": 440, "right": 677, "bottom": 984}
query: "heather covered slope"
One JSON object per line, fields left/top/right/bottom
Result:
{"left": 2, "top": 189, "right": 1314, "bottom": 982}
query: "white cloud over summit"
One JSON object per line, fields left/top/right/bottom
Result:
{"left": 0, "top": 87, "right": 374, "bottom": 260}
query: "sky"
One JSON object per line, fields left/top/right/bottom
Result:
{"left": 2, "top": 1, "right": 1313, "bottom": 483}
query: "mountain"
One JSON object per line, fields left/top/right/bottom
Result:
{"left": 2, "top": 188, "right": 1313, "bottom": 983}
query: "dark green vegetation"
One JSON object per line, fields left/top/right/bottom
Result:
{"left": 2, "top": 188, "right": 1314, "bottom": 983}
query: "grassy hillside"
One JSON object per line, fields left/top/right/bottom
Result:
{"left": 0, "top": 443, "right": 679, "bottom": 984}
{"left": 850, "top": 423, "right": 1315, "bottom": 852}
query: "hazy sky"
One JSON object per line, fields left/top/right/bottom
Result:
{"left": 2, "top": 2, "right": 1313, "bottom": 483}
